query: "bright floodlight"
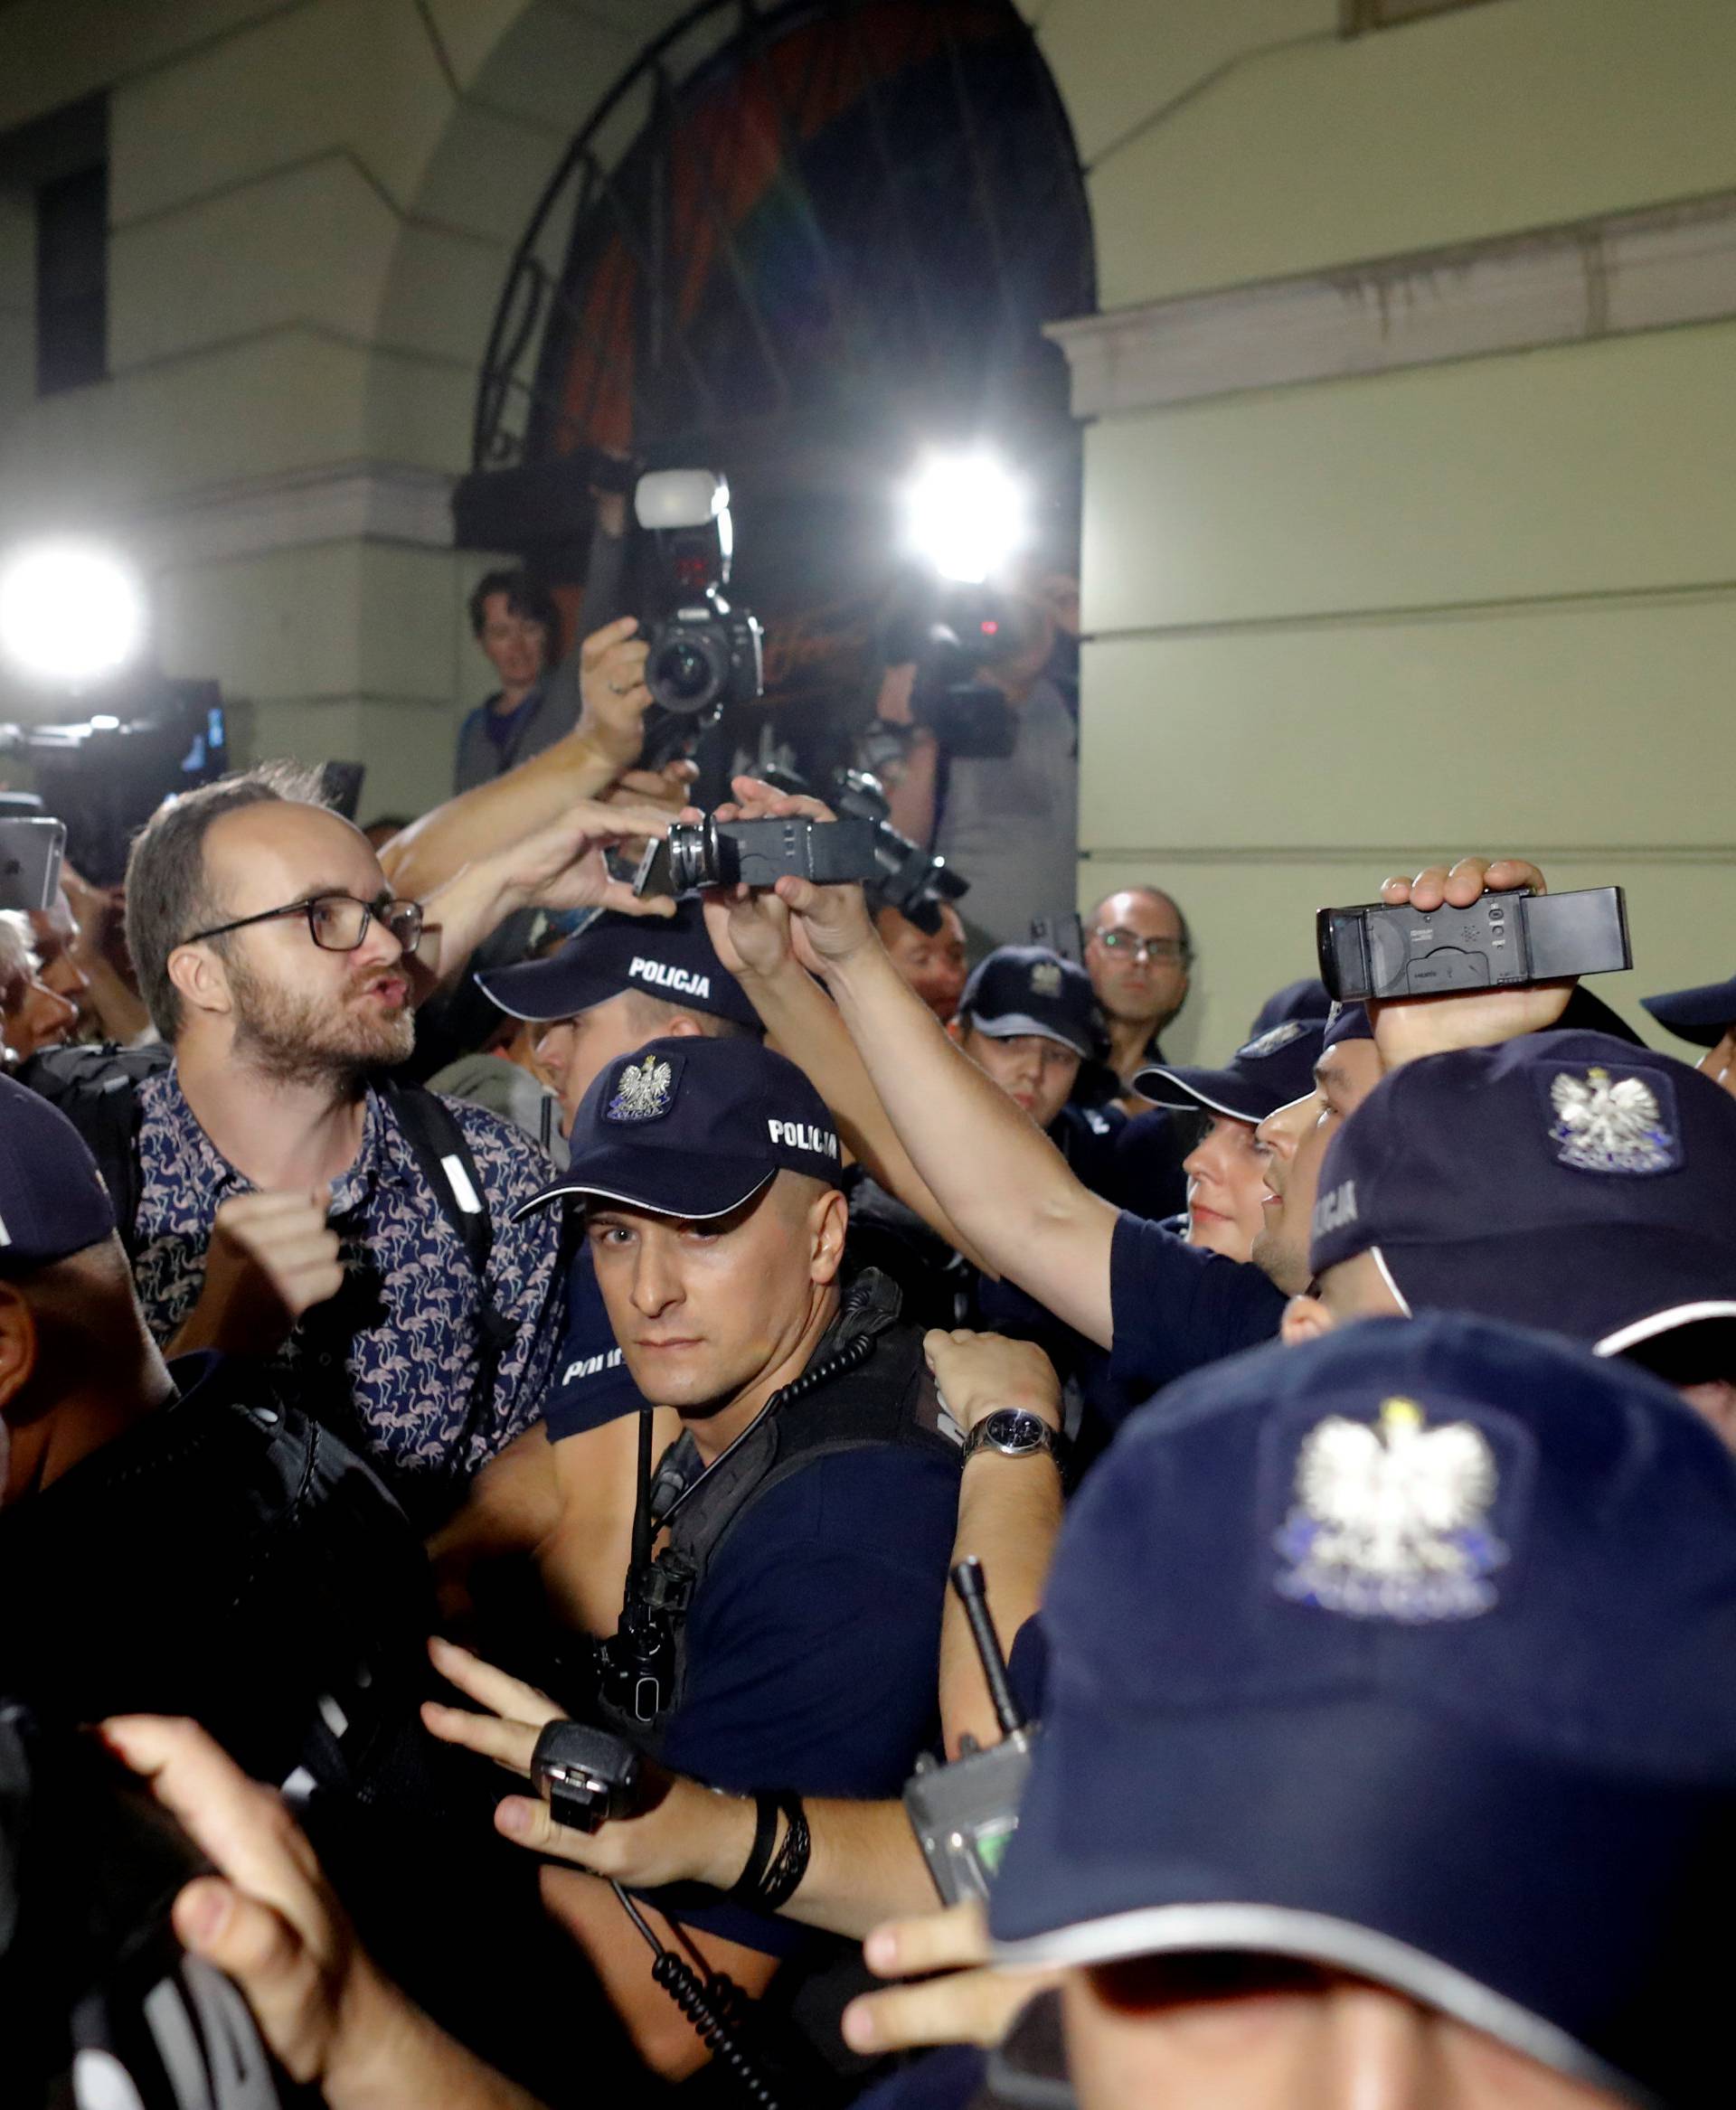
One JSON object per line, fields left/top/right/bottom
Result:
{"left": 902, "top": 453, "right": 1028, "bottom": 585}
{"left": 0, "top": 540, "right": 146, "bottom": 686}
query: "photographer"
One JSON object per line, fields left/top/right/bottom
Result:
{"left": 873, "top": 579, "right": 1077, "bottom": 954}
{"left": 33, "top": 766, "right": 666, "bottom": 1534}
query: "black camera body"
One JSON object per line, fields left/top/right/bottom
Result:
{"left": 0, "top": 811, "right": 65, "bottom": 911}
{"left": 531, "top": 1719, "right": 646, "bottom": 1833}
{"left": 833, "top": 769, "right": 968, "bottom": 936}
{"left": 1029, "top": 909, "right": 1084, "bottom": 966}
{"left": 637, "top": 812, "right": 882, "bottom": 899}
{"left": 634, "top": 469, "right": 763, "bottom": 767}
{"left": 1317, "top": 885, "right": 1631, "bottom": 1003}
{"left": 641, "top": 594, "right": 763, "bottom": 762}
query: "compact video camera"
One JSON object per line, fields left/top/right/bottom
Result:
{"left": 1316, "top": 885, "right": 1631, "bottom": 1003}
{"left": 634, "top": 811, "right": 883, "bottom": 900}
{"left": 531, "top": 1719, "right": 647, "bottom": 1833}
{"left": 0, "top": 801, "right": 65, "bottom": 912}
{"left": 904, "top": 1559, "right": 1039, "bottom": 1907}
{"left": 633, "top": 469, "right": 763, "bottom": 767}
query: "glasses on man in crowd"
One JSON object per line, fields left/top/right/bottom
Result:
{"left": 1090, "top": 926, "right": 1188, "bottom": 965}
{"left": 182, "top": 892, "right": 424, "bottom": 956}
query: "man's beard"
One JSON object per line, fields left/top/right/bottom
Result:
{"left": 226, "top": 950, "right": 414, "bottom": 1088}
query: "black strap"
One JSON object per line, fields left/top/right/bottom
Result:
{"left": 380, "top": 1082, "right": 515, "bottom": 1474}
{"left": 728, "top": 1791, "right": 782, "bottom": 1903}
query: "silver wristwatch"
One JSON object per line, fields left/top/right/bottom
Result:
{"left": 960, "top": 1408, "right": 1064, "bottom": 1465}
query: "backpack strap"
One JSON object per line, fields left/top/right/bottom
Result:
{"left": 378, "top": 1081, "right": 517, "bottom": 1474}
{"left": 18, "top": 1043, "right": 171, "bottom": 1258}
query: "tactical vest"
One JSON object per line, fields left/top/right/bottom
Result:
{"left": 599, "top": 1272, "right": 961, "bottom": 1744}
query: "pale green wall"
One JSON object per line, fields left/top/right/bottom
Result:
{"left": 0, "top": 0, "right": 670, "bottom": 816}
{"left": 0, "top": 0, "right": 1728, "bottom": 1042}
{"left": 1024, "top": 0, "right": 1736, "bottom": 1067}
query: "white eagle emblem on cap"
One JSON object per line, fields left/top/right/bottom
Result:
{"left": 606, "top": 1053, "right": 674, "bottom": 1122}
{"left": 1274, "top": 1399, "right": 1505, "bottom": 1623}
{"left": 1549, "top": 1067, "right": 1674, "bottom": 1174}
{"left": 1030, "top": 960, "right": 1063, "bottom": 998}
{"left": 1237, "top": 1021, "right": 1306, "bottom": 1060}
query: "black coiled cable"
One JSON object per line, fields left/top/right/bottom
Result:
{"left": 613, "top": 1883, "right": 783, "bottom": 2109}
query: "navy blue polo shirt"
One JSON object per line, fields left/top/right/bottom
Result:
{"left": 646, "top": 1436, "right": 960, "bottom": 1955}
{"left": 1108, "top": 1210, "right": 1287, "bottom": 1405}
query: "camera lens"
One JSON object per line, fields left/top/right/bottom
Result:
{"left": 665, "top": 820, "right": 715, "bottom": 893}
{"left": 648, "top": 629, "right": 723, "bottom": 712}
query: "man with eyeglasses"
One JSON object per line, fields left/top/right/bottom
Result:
{"left": 1082, "top": 888, "right": 1193, "bottom": 1099}
{"left": 84, "top": 763, "right": 664, "bottom": 1526}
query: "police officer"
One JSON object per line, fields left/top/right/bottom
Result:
{"left": 433, "top": 904, "right": 765, "bottom": 1637}
{"left": 854, "top": 1314, "right": 1736, "bottom": 2108}
{"left": 1642, "top": 965, "right": 1736, "bottom": 1102}
{"left": 456, "top": 1035, "right": 963, "bottom": 2077}
{"left": 1288, "top": 1028, "right": 1736, "bottom": 1444}
{"left": 1134, "top": 1013, "right": 1327, "bottom": 1261}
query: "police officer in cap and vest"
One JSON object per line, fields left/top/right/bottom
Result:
{"left": 854, "top": 1313, "right": 1736, "bottom": 2110}
{"left": 434, "top": 903, "right": 767, "bottom": 1636}
{"left": 449, "top": 1034, "right": 963, "bottom": 2077}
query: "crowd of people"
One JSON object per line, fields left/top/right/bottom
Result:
{"left": 2, "top": 596, "right": 1735, "bottom": 2110}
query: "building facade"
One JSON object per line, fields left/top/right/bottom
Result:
{"left": 0, "top": 0, "right": 1730, "bottom": 1053}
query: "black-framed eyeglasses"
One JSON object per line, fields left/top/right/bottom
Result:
{"left": 181, "top": 892, "right": 424, "bottom": 956}
{"left": 1092, "top": 927, "right": 1189, "bottom": 965}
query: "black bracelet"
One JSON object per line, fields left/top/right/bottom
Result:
{"left": 727, "top": 1790, "right": 781, "bottom": 1902}
{"left": 758, "top": 1794, "right": 811, "bottom": 1913}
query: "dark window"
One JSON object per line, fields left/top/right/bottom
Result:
{"left": 35, "top": 159, "right": 108, "bottom": 394}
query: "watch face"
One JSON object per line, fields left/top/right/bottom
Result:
{"left": 985, "top": 1409, "right": 1044, "bottom": 1452}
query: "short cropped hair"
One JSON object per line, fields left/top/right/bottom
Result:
{"left": 467, "top": 569, "right": 559, "bottom": 643}
{"left": 1089, "top": 884, "right": 1194, "bottom": 965}
{"left": 124, "top": 762, "right": 326, "bottom": 1042}
{"left": 624, "top": 989, "right": 762, "bottom": 1044}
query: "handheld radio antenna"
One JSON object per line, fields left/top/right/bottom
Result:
{"left": 950, "top": 1557, "right": 1024, "bottom": 1738}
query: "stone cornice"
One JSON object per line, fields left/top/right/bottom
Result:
{"left": 129, "top": 462, "right": 458, "bottom": 569}
{"left": 1048, "top": 191, "right": 1736, "bottom": 416}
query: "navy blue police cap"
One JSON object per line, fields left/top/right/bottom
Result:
{"left": 1137, "top": 1018, "right": 1325, "bottom": 1126}
{"left": 0, "top": 1074, "right": 117, "bottom": 1267}
{"left": 958, "top": 945, "right": 1103, "bottom": 1060}
{"left": 991, "top": 1314, "right": 1736, "bottom": 2107}
{"left": 1309, "top": 1031, "right": 1736, "bottom": 1355}
{"left": 1248, "top": 975, "right": 1331, "bottom": 1037}
{"left": 475, "top": 900, "right": 760, "bottom": 1031}
{"left": 1322, "top": 998, "right": 1375, "bottom": 1050}
{"left": 514, "top": 1035, "right": 844, "bottom": 1222}
{"left": 1641, "top": 969, "right": 1736, "bottom": 1049}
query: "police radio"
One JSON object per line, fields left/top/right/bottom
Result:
{"left": 903, "top": 1559, "right": 1039, "bottom": 1906}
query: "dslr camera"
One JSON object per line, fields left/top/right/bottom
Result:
{"left": 832, "top": 768, "right": 968, "bottom": 936}
{"left": 1317, "top": 885, "right": 1631, "bottom": 1003}
{"left": 0, "top": 798, "right": 65, "bottom": 912}
{"left": 634, "top": 470, "right": 763, "bottom": 768}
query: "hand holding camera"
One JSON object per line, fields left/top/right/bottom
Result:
{"left": 1325, "top": 853, "right": 1619, "bottom": 1069}
{"left": 575, "top": 616, "right": 655, "bottom": 770}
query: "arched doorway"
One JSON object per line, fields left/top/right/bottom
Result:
{"left": 454, "top": 0, "right": 1092, "bottom": 767}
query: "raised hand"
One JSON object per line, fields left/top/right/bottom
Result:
{"left": 922, "top": 1329, "right": 1062, "bottom": 1435}
{"left": 1371, "top": 853, "right": 1571, "bottom": 1067}
{"left": 577, "top": 617, "right": 653, "bottom": 768}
